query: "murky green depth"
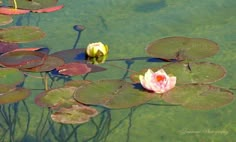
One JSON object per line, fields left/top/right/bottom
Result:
{"left": 0, "top": 0, "right": 236, "bottom": 141}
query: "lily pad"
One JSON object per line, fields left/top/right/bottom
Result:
{"left": 0, "top": 41, "right": 19, "bottom": 53}
{"left": 162, "top": 84, "right": 234, "bottom": 110}
{"left": 0, "top": 67, "right": 24, "bottom": 86}
{"left": 56, "top": 62, "right": 92, "bottom": 76}
{"left": 146, "top": 37, "right": 219, "bottom": 61}
{"left": 22, "top": 55, "right": 64, "bottom": 72}
{"left": 74, "top": 80, "right": 155, "bottom": 109}
{"left": 0, "top": 14, "right": 13, "bottom": 25}
{"left": 65, "top": 80, "right": 91, "bottom": 87}
{"left": 0, "top": 26, "right": 46, "bottom": 43}
{"left": 32, "top": 5, "right": 64, "bottom": 13}
{"left": 0, "top": 85, "right": 30, "bottom": 104}
{"left": 162, "top": 62, "right": 226, "bottom": 84}
{"left": 0, "top": 50, "right": 47, "bottom": 69}
{"left": 0, "top": 7, "right": 30, "bottom": 15}
{"left": 51, "top": 105, "right": 98, "bottom": 124}
{"left": 8, "top": 0, "right": 58, "bottom": 10}
{"left": 35, "top": 86, "right": 77, "bottom": 109}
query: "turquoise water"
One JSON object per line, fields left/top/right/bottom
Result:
{"left": 1, "top": 0, "right": 236, "bottom": 141}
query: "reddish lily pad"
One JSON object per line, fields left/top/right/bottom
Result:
{"left": 162, "top": 84, "right": 234, "bottom": 110}
{"left": 74, "top": 80, "right": 155, "bottom": 109}
{"left": 0, "top": 50, "right": 47, "bottom": 69}
{"left": 22, "top": 55, "right": 64, "bottom": 72}
{"left": 56, "top": 62, "right": 92, "bottom": 76}
{"left": 0, "top": 7, "right": 30, "bottom": 15}
{"left": 0, "top": 67, "right": 24, "bottom": 86}
{"left": 35, "top": 86, "right": 77, "bottom": 109}
{"left": 32, "top": 5, "right": 64, "bottom": 13}
{"left": 51, "top": 105, "right": 98, "bottom": 124}
{"left": 0, "top": 14, "right": 13, "bottom": 25}
{"left": 0, "top": 26, "right": 46, "bottom": 43}
{"left": 0, "top": 41, "right": 19, "bottom": 53}
{"left": 146, "top": 37, "right": 219, "bottom": 61}
{"left": 8, "top": 0, "right": 58, "bottom": 10}
{"left": 0, "top": 84, "right": 30, "bottom": 104}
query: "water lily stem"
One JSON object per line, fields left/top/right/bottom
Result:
{"left": 43, "top": 73, "right": 48, "bottom": 90}
{"left": 13, "top": 0, "right": 17, "bottom": 9}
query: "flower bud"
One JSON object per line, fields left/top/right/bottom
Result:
{"left": 86, "top": 42, "right": 108, "bottom": 57}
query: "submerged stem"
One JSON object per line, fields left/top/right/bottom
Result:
{"left": 13, "top": 0, "right": 17, "bottom": 9}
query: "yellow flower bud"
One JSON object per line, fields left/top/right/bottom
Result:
{"left": 86, "top": 42, "right": 108, "bottom": 57}
{"left": 88, "top": 55, "right": 108, "bottom": 64}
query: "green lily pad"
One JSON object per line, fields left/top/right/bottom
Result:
{"left": 35, "top": 86, "right": 77, "bottom": 109}
{"left": 8, "top": 0, "right": 58, "bottom": 10}
{"left": 65, "top": 80, "right": 91, "bottom": 87}
{"left": 0, "top": 26, "right": 46, "bottom": 43}
{"left": 0, "top": 85, "right": 30, "bottom": 104}
{"left": 162, "top": 84, "right": 234, "bottom": 110}
{"left": 0, "top": 14, "right": 13, "bottom": 26}
{"left": 130, "top": 62, "right": 226, "bottom": 84}
{"left": 51, "top": 104, "right": 98, "bottom": 124}
{"left": 22, "top": 55, "right": 64, "bottom": 72}
{"left": 146, "top": 37, "right": 219, "bottom": 61}
{"left": 0, "top": 50, "right": 47, "bottom": 69}
{"left": 74, "top": 80, "right": 155, "bottom": 109}
{"left": 162, "top": 62, "right": 226, "bottom": 84}
{"left": 0, "top": 67, "right": 24, "bottom": 86}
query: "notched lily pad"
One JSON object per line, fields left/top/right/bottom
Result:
{"left": 0, "top": 67, "right": 24, "bottom": 86}
{"left": 162, "top": 84, "right": 234, "bottom": 110}
{"left": 35, "top": 86, "right": 77, "bottom": 109}
{"left": 0, "top": 50, "right": 47, "bottom": 69}
{"left": 146, "top": 37, "right": 219, "bottom": 61}
{"left": 162, "top": 62, "right": 226, "bottom": 84}
{"left": 74, "top": 80, "right": 155, "bottom": 109}
{"left": 0, "top": 85, "right": 30, "bottom": 104}
{"left": 51, "top": 104, "right": 98, "bottom": 124}
{"left": 0, "top": 26, "right": 46, "bottom": 43}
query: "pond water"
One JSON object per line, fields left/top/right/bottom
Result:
{"left": 0, "top": 0, "right": 236, "bottom": 141}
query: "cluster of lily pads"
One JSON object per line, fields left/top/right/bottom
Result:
{"left": 0, "top": 1, "right": 234, "bottom": 124}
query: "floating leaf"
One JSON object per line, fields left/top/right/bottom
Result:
{"left": 146, "top": 37, "right": 219, "bottom": 61}
{"left": 8, "top": 0, "right": 58, "bottom": 10}
{"left": 65, "top": 80, "right": 91, "bottom": 87}
{"left": 0, "top": 41, "right": 19, "bottom": 53}
{"left": 35, "top": 86, "right": 77, "bottom": 108}
{"left": 130, "top": 62, "right": 226, "bottom": 84}
{"left": 56, "top": 62, "right": 91, "bottom": 76}
{"left": 51, "top": 105, "right": 98, "bottom": 124}
{"left": 32, "top": 5, "right": 64, "bottom": 13}
{"left": 0, "top": 7, "right": 30, "bottom": 15}
{"left": 162, "top": 84, "right": 234, "bottom": 110}
{"left": 0, "top": 50, "right": 47, "bottom": 69}
{"left": 0, "top": 67, "right": 24, "bottom": 86}
{"left": 22, "top": 55, "right": 64, "bottom": 72}
{"left": 162, "top": 62, "right": 226, "bottom": 84}
{"left": 0, "top": 85, "right": 30, "bottom": 104}
{"left": 0, "top": 26, "right": 46, "bottom": 43}
{"left": 74, "top": 80, "right": 154, "bottom": 109}
{"left": 0, "top": 14, "right": 13, "bottom": 25}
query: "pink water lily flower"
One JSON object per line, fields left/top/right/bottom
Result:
{"left": 139, "top": 69, "right": 176, "bottom": 94}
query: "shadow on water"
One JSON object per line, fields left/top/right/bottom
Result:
{"left": 134, "top": 0, "right": 166, "bottom": 13}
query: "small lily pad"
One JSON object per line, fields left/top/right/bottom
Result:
{"left": 74, "top": 80, "right": 155, "bottom": 109}
{"left": 56, "top": 62, "right": 92, "bottom": 76}
{"left": 146, "top": 37, "right": 219, "bottom": 61}
{"left": 32, "top": 5, "right": 64, "bottom": 13}
{"left": 0, "top": 42, "right": 19, "bottom": 53}
{"left": 35, "top": 86, "right": 77, "bottom": 109}
{"left": 0, "top": 67, "right": 24, "bottom": 86}
{"left": 51, "top": 105, "right": 98, "bottom": 124}
{"left": 0, "top": 85, "right": 30, "bottom": 104}
{"left": 0, "top": 7, "right": 30, "bottom": 15}
{"left": 0, "top": 26, "right": 46, "bottom": 43}
{"left": 0, "top": 14, "right": 13, "bottom": 25}
{"left": 0, "top": 50, "right": 47, "bottom": 69}
{"left": 162, "top": 84, "right": 234, "bottom": 110}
